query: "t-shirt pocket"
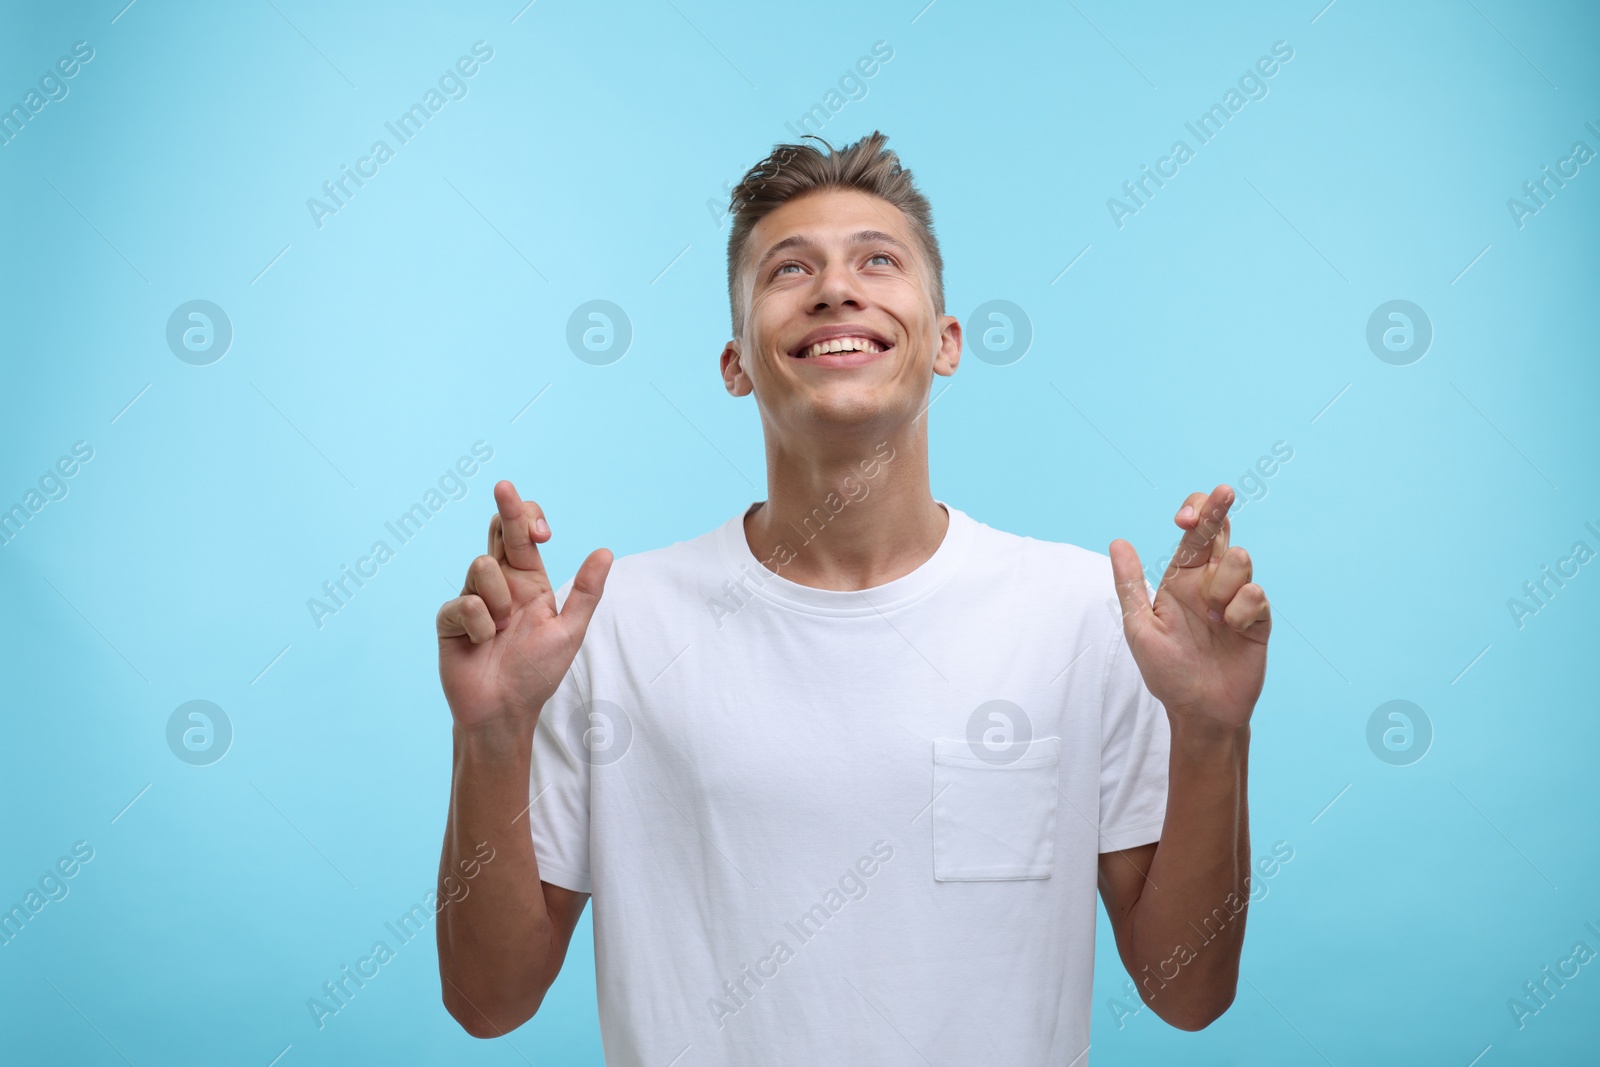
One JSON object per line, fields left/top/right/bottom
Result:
{"left": 930, "top": 736, "right": 1061, "bottom": 881}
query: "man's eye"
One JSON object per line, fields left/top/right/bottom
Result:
{"left": 775, "top": 263, "right": 802, "bottom": 275}
{"left": 867, "top": 253, "right": 894, "bottom": 266}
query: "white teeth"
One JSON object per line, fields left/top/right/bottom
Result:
{"left": 801, "top": 337, "right": 882, "bottom": 358}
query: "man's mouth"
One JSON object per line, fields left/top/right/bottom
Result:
{"left": 789, "top": 335, "right": 893, "bottom": 360}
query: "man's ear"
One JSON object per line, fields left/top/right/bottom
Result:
{"left": 933, "top": 314, "right": 962, "bottom": 377}
{"left": 721, "top": 340, "right": 753, "bottom": 397}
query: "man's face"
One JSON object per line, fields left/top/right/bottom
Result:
{"left": 720, "top": 187, "right": 961, "bottom": 440}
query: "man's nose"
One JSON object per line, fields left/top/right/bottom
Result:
{"left": 810, "top": 261, "right": 865, "bottom": 311}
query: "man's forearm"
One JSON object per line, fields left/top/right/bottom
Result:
{"left": 1127, "top": 715, "right": 1251, "bottom": 1030}
{"left": 437, "top": 717, "right": 554, "bottom": 1035}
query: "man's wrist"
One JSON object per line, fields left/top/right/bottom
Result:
{"left": 1165, "top": 712, "right": 1251, "bottom": 757}
{"left": 454, "top": 713, "right": 539, "bottom": 765}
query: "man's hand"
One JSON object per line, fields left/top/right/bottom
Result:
{"left": 437, "top": 480, "right": 613, "bottom": 732}
{"left": 1109, "top": 484, "right": 1270, "bottom": 728}
{"left": 436, "top": 481, "right": 607, "bottom": 1035}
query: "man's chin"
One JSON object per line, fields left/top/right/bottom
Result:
{"left": 780, "top": 393, "right": 911, "bottom": 437}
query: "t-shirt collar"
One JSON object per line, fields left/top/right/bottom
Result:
{"left": 715, "top": 500, "right": 973, "bottom": 616}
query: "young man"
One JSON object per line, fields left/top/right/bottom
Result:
{"left": 435, "top": 131, "right": 1271, "bottom": 1064}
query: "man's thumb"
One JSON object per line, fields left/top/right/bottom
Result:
{"left": 1108, "top": 539, "right": 1153, "bottom": 629}
{"left": 558, "top": 548, "right": 613, "bottom": 638}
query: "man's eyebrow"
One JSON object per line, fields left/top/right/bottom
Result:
{"left": 753, "top": 229, "right": 912, "bottom": 273}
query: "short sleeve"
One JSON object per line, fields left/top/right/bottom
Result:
{"left": 526, "top": 576, "right": 594, "bottom": 894}
{"left": 1097, "top": 604, "right": 1171, "bottom": 853}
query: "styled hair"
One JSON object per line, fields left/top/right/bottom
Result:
{"left": 724, "top": 130, "right": 944, "bottom": 336}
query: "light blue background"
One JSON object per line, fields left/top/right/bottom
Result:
{"left": 2, "top": 0, "right": 1597, "bottom": 1063}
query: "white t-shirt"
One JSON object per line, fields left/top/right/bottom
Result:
{"left": 528, "top": 502, "right": 1171, "bottom": 1066}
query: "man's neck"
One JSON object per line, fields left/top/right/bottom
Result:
{"left": 744, "top": 424, "right": 948, "bottom": 592}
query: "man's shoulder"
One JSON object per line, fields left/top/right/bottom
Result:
{"left": 960, "top": 508, "right": 1116, "bottom": 587}
{"left": 552, "top": 514, "right": 731, "bottom": 604}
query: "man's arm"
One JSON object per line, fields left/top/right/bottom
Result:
{"left": 1104, "top": 483, "right": 1271, "bottom": 1031}
{"left": 434, "top": 480, "right": 612, "bottom": 1037}
{"left": 437, "top": 716, "right": 591, "bottom": 1037}
{"left": 1098, "top": 718, "right": 1250, "bottom": 1030}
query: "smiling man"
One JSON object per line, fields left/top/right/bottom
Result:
{"left": 435, "top": 131, "right": 1271, "bottom": 1064}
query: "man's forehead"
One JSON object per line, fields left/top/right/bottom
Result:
{"left": 751, "top": 189, "right": 910, "bottom": 247}
{"left": 756, "top": 226, "right": 911, "bottom": 264}
{"left": 745, "top": 192, "right": 916, "bottom": 279}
